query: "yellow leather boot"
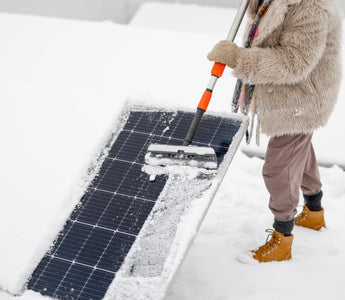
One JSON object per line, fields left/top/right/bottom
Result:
{"left": 295, "top": 205, "right": 325, "bottom": 230}
{"left": 252, "top": 230, "right": 293, "bottom": 263}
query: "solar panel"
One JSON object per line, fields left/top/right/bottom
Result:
{"left": 27, "top": 104, "right": 247, "bottom": 300}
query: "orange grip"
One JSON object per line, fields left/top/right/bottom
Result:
{"left": 198, "top": 90, "right": 212, "bottom": 111}
{"left": 211, "top": 62, "right": 226, "bottom": 78}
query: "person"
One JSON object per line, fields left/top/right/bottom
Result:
{"left": 207, "top": 0, "right": 342, "bottom": 262}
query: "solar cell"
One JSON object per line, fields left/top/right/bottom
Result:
{"left": 27, "top": 106, "right": 244, "bottom": 300}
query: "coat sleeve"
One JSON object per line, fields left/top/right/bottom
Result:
{"left": 233, "top": 6, "right": 329, "bottom": 85}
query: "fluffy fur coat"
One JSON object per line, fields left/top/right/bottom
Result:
{"left": 233, "top": 0, "right": 343, "bottom": 136}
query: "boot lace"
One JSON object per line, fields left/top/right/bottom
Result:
{"left": 257, "top": 229, "right": 280, "bottom": 256}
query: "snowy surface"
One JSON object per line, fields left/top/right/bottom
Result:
{"left": 0, "top": 2, "right": 344, "bottom": 300}
{"left": 130, "top": 2, "right": 239, "bottom": 35}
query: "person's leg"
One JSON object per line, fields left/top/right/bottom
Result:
{"left": 252, "top": 134, "right": 313, "bottom": 262}
{"left": 301, "top": 143, "right": 323, "bottom": 210}
{"left": 262, "top": 134, "right": 313, "bottom": 225}
{"left": 295, "top": 143, "right": 325, "bottom": 230}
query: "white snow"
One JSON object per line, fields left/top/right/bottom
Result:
{"left": 166, "top": 153, "right": 345, "bottom": 300}
{"left": 0, "top": 2, "right": 344, "bottom": 300}
{"left": 129, "top": 2, "right": 239, "bottom": 35}
{"left": 142, "top": 163, "right": 216, "bottom": 179}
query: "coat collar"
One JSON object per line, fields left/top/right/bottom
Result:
{"left": 248, "top": 0, "right": 302, "bottom": 46}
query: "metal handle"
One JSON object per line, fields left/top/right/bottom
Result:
{"left": 197, "top": 0, "right": 251, "bottom": 111}
{"left": 226, "top": 0, "right": 251, "bottom": 42}
{"left": 183, "top": 0, "right": 250, "bottom": 146}
{"left": 183, "top": 108, "right": 205, "bottom": 146}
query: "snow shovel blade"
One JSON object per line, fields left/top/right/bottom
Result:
{"left": 145, "top": 144, "right": 218, "bottom": 169}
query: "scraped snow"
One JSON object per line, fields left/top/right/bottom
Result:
{"left": 0, "top": 2, "right": 344, "bottom": 300}
{"left": 142, "top": 163, "right": 217, "bottom": 180}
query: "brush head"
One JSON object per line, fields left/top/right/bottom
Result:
{"left": 145, "top": 144, "right": 218, "bottom": 169}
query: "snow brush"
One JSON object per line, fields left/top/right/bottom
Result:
{"left": 146, "top": 0, "right": 250, "bottom": 170}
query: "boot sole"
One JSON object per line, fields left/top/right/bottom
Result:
{"left": 253, "top": 251, "right": 292, "bottom": 263}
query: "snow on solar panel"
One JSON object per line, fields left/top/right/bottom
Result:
{"left": 27, "top": 104, "right": 248, "bottom": 300}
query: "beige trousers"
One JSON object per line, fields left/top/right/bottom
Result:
{"left": 262, "top": 134, "right": 322, "bottom": 220}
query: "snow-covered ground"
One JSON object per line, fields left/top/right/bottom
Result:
{"left": 0, "top": 2, "right": 344, "bottom": 300}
